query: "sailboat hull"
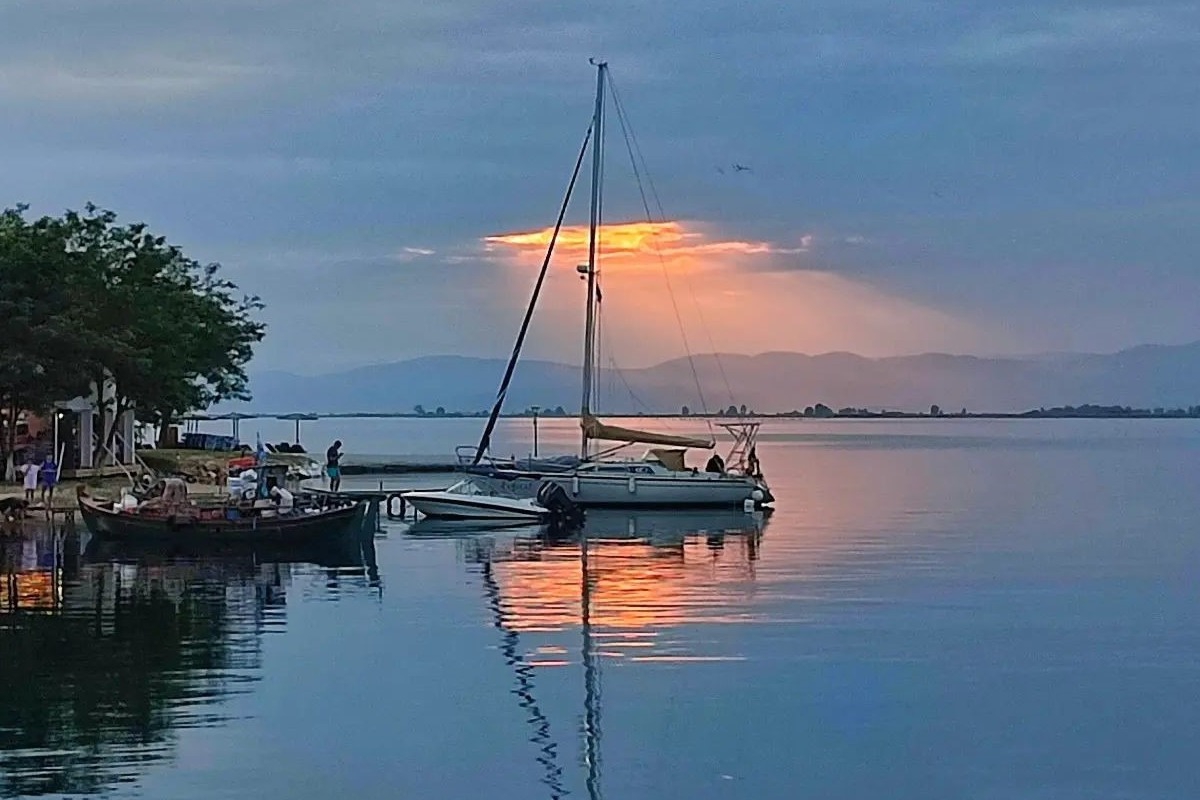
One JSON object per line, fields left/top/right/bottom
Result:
{"left": 469, "top": 468, "right": 771, "bottom": 508}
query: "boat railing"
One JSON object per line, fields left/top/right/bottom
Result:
{"left": 454, "top": 446, "right": 517, "bottom": 469}
{"left": 718, "top": 421, "right": 764, "bottom": 479}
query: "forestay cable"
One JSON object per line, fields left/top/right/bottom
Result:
{"left": 473, "top": 123, "right": 594, "bottom": 464}
{"left": 608, "top": 73, "right": 738, "bottom": 414}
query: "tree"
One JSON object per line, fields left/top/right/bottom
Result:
{"left": 61, "top": 207, "right": 265, "bottom": 448}
{"left": 435, "top": 406, "right": 446, "bottom": 416}
{"left": 681, "top": 405, "right": 690, "bottom": 416}
{"left": 803, "top": 406, "right": 814, "bottom": 417}
{"left": 0, "top": 204, "right": 266, "bottom": 456}
{"left": 0, "top": 207, "right": 100, "bottom": 469}
{"left": 413, "top": 405, "right": 426, "bottom": 416}
{"left": 930, "top": 404, "right": 941, "bottom": 416}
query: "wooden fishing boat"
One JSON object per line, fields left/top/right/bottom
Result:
{"left": 78, "top": 494, "right": 368, "bottom": 543}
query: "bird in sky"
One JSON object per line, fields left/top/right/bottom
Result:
{"left": 733, "top": 163, "right": 752, "bottom": 173}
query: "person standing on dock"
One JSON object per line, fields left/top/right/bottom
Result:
{"left": 326, "top": 440, "right": 343, "bottom": 492}
{"left": 39, "top": 454, "right": 58, "bottom": 506}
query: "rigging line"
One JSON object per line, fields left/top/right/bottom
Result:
{"left": 592, "top": 101, "right": 606, "bottom": 416}
{"left": 478, "top": 559, "right": 568, "bottom": 799}
{"left": 473, "top": 121, "right": 594, "bottom": 465}
{"left": 595, "top": 276, "right": 604, "bottom": 412}
{"left": 607, "top": 75, "right": 736, "bottom": 413}
{"left": 605, "top": 76, "right": 711, "bottom": 416}
{"left": 608, "top": 356, "right": 652, "bottom": 415}
{"left": 606, "top": 356, "right": 684, "bottom": 431}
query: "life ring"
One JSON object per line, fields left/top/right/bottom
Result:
{"left": 386, "top": 494, "right": 406, "bottom": 519}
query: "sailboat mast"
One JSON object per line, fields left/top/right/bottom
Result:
{"left": 580, "top": 60, "right": 606, "bottom": 459}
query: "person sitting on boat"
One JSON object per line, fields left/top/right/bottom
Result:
{"left": 238, "top": 468, "right": 260, "bottom": 501}
{"left": 139, "top": 476, "right": 190, "bottom": 513}
{"left": 269, "top": 486, "right": 295, "bottom": 515}
{"left": 747, "top": 446, "right": 761, "bottom": 479}
{"left": 705, "top": 453, "right": 726, "bottom": 474}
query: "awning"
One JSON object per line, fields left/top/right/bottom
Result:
{"left": 581, "top": 414, "right": 714, "bottom": 450}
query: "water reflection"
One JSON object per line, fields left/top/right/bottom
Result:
{"left": 0, "top": 523, "right": 380, "bottom": 797}
{"left": 477, "top": 510, "right": 768, "bottom": 639}
{"left": 416, "top": 509, "right": 769, "bottom": 800}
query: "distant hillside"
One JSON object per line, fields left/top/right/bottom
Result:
{"left": 224, "top": 342, "right": 1200, "bottom": 415}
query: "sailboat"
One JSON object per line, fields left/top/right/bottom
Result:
{"left": 464, "top": 60, "right": 774, "bottom": 510}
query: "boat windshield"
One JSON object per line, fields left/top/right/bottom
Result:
{"left": 446, "top": 480, "right": 485, "bottom": 495}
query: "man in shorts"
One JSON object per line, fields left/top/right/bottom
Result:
{"left": 39, "top": 454, "right": 59, "bottom": 506}
{"left": 326, "top": 440, "right": 343, "bottom": 492}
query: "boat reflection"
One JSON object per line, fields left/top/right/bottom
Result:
{"left": 1, "top": 525, "right": 273, "bottom": 796}
{"left": 0, "top": 523, "right": 381, "bottom": 796}
{"left": 468, "top": 509, "right": 768, "bottom": 636}
{"left": 428, "top": 507, "right": 770, "bottom": 800}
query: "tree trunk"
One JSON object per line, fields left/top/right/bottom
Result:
{"left": 4, "top": 398, "right": 18, "bottom": 482}
{"left": 102, "top": 395, "right": 128, "bottom": 456}
{"left": 157, "top": 407, "right": 175, "bottom": 448}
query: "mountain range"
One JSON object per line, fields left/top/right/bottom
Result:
{"left": 225, "top": 341, "right": 1200, "bottom": 415}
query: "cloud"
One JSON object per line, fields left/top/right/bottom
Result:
{"left": 946, "top": 6, "right": 1200, "bottom": 65}
{"left": 482, "top": 220, "right": 1008, "bottom": 365}
{"left": 2, "top": 0, "right": 1200, "bottom": 372}
{"left": 484, "top": 221, "right": 806, "bottom": 269}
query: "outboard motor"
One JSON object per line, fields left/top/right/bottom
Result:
{"left": 536, "top": 481, "right": 585, "bottom": 531}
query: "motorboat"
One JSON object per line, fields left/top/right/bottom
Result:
{"left": 401, "top": 480, "right": 550, "bottom": 521}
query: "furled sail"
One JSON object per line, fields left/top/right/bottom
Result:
{"left": 581, "top": 414, "right": 714, "bottom": 450}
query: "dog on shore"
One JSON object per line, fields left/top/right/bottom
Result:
{"left": 0, "top": 497, "right": 29, "bottom": 536}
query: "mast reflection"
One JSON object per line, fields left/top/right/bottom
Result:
{"left": 426, "top": 508, "right": 769, "bottom": 800}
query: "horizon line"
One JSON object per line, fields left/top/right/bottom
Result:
{"left": 254, "top": 339, "right": 1200, "bottom": 376}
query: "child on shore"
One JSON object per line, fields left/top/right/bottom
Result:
{"left": 20, "top": 457, "right": 41, "bottom": 503}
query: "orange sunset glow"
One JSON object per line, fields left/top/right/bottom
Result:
{"left": 492, "top": 535, "right": 763, "bottom": 641}
{"left": 483, "top": 220, "right": 998, "bottom": 365}
{"left": 485, "top": 220, "right": 781, "bottom": 269}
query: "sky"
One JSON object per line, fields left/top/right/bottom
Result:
{"left": 3, "top": 0, "right": 1198, "bottom": 374}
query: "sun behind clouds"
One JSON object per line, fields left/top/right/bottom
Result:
{"left": 482, "top": 220, "right": 1001, "bottom": 365}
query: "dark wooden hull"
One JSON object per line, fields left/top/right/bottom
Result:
{"left": 78, "top": 497, "right": 367, "bottom": 544}
{"left": 82, "top": 531, "right": 373, "bottom": 569}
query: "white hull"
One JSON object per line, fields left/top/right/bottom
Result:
{"left": 473, "top": 470, "right": 769, "bottom": 508}
{"left": 402, "top": 490, "right": 548, "bottom": 521}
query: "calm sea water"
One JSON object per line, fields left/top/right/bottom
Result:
{"left": 3, "top": 419, "right": 1199, "bottom": 799}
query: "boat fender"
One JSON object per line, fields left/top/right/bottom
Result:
{"left": 572, "top": 476, "right": 580, "bottom": 495}
{"left": 386, "top": 493, "right": 406, "bottom": 520}
{"left": 627, "top": 476, "right": 636, "bottom": 494}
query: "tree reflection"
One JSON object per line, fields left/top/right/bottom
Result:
{"left": 0, "top": 530, "right": 290, "bottom": 797}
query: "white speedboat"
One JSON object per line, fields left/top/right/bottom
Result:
{"left": 401, "top": 480, "right": 549, "bottom": 521}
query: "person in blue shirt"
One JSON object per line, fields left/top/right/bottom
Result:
{"left": 40, "top": 455, "right": 59, "bottom": 506}
{"left": 326, "top": 440, "right": 343, "bottom": 492}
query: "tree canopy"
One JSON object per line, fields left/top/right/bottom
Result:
{"left": 0, "top": 203, "right": 265, "bottom": 453}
